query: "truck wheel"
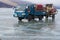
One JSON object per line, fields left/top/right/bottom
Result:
{"left": 52, "top": 14, "right": 55, "bottom": 20}
{"left": 39, "top": 15, "right": 43, "bottom": 20}
{"left": 18, "top": 17, "right": 22, "bottom": 21}
{"left": 28, "top": 15, "right": 32, "bottom": 21}
{"left": 46, "top": 15, "right": 48, "bottom": 19}
{"left": 32, "top": 15, "right": 34, "bottom": 20}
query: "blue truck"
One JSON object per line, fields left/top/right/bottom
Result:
{"left": 13, "top": 4, "right": 57, "bottom": 21}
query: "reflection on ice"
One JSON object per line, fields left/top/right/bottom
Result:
{"left": 13, "top": 19, "right": 56, "bottom": 35}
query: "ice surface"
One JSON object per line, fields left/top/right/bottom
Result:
{"left": 0, "top": 8, "right": 60, "bottom": 40}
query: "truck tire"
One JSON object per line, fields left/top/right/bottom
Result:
{"left": 39, "top": 15, "right": 43, "bottom": 20}
{"left": 52, "top": 14, "right": 55, "bottom": 20}
{"left": 28, "top": 15, "right": 32, "bottom": 21}
{"left": 45, "top": 12, "right": 49, "bottom": 19}
{"left": 18, "top": 17, "right": 22, "bottom": 21}
{"left": 46, "top": 15, "right": 48, "bottom": 19}
{"left": 32, "top": 15, "right": 34, "bottom": 20}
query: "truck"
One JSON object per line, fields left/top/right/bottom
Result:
{"left": 13, "top": 4, "right": 57, "bottom": 21}
{"left": 44, "top": 4, "right": 57, "bottom": 20}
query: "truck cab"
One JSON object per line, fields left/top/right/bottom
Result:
{"left": 13, "top": 6, "right": 27, "bottom": 20}
{"left": 13, "top": 4, "right": 46, "bottom": 21}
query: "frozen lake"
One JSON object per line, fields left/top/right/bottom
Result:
{"left": 0, "top": 8, "right": 60, "bottom": 40}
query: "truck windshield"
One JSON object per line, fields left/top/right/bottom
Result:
{"left": 15, "top": 6, "right": 25, "bottom": 11}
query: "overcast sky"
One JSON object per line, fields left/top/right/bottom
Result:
{"left": 0, "top": 0, "right": 60, "bottom": 6}
{"left": 22, "top": 0, "right": 59, "bottom": 5}
{"left": 10, "top": 0, "right": 60, "bottom": 6}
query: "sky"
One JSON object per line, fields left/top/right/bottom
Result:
{"left": 0, "top": 0, "right": 60, "bottom": 5}
{"left": 22, "top": 0, "right": 59, "bottom": 5}
{"left": 0, "top": 0, "right": 60, "bottom": 7}
{"left": 10, "top": 0, "right": 60, "bottom": 7}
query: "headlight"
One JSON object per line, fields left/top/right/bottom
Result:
{"left": 13, "top": 14, "right": 17, "bottom": 17}
{"left": 26, "top": 6, "right": 28, "bottom": 8}
{"left": 22, "top": 13, "right": 25, "bottom": 15}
